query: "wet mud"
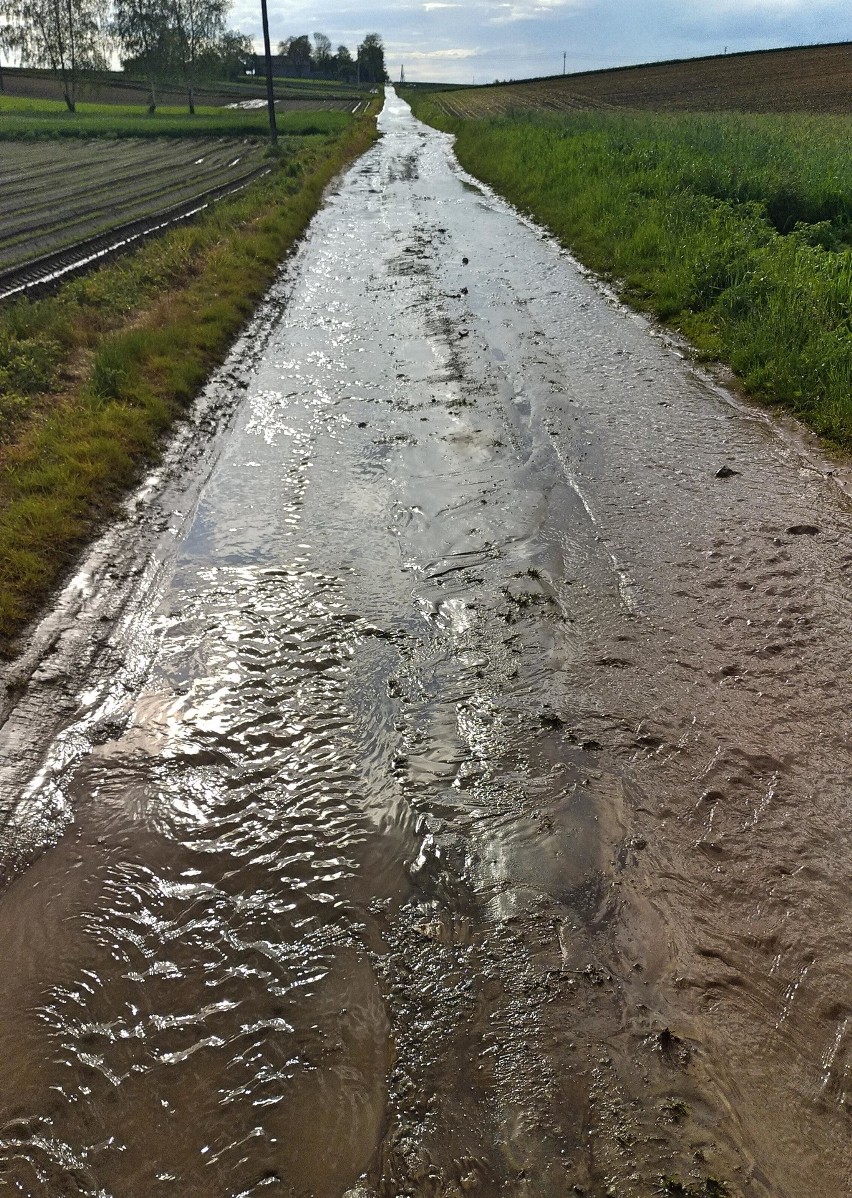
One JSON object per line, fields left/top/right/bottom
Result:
{"left": 0, "top": 90, "right": 849, "bottom": 1197}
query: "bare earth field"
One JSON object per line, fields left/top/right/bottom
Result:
{"left": 430, "top": 42, "right": 852, "bottom": 117}
{"left": 0, "top": 139, "right": 268, "bottom": 271}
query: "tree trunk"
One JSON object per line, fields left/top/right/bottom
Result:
{"left": 187, "top": 42, "right": 195, "bottom": 114}
{"left": 64, "top": 0, "right": 77, "bottom": 113}
{"left": 59, "top": 61, "right": 75, "bottom": 110}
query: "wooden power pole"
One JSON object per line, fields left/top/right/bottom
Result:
{"left": 260, "top": 0, "right": 277, "bottom": 146}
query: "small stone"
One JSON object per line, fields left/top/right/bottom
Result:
{"left": 714, "top": 465, "right": 740, "bottom": 478}
{"left": 786, "top": 523, "right": 820, "bottom": 535}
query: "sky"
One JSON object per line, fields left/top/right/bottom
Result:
{"left": 230, "top": 0, "right": 851, "bottom": 84}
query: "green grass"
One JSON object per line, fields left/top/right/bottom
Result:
{"left": 1, "top": 66, "right": 365, "bottom": 101}
{"left": 0, "top": 95, "right": 353, "bottom": 139}
{"left": 407, "top": 96, "right": 852, "bottom": 444}
{"left": 0, "top": 110, "right": 379, "bottom": 651}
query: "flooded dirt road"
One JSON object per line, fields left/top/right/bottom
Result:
{"left": 0, "top": 90, "right": 849, "bottom": 1198}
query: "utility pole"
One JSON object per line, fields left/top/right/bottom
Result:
{"left": 400, "top": 63, "right": 405, "bottom": 84}
{"left": 259, "top": 0, "right": 277, "bottom": 145}
{"left": 563, "top": 51, "right": 567, "bottom": 75}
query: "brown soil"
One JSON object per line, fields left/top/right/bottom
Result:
{"left": 429, "top": 42, "right": 852, "bottom": 117}
{"left": 0, "top": 140, "right": 268, "bottom": 272}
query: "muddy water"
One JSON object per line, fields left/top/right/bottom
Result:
{"left": 0, "top": 90, "right": 850, "bottom": 1197}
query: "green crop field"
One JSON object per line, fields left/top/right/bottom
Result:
{"left": 0, "top": 95, "right": 354, "bottom": 139}
{"left": 407, "top": 86, "right": 852, "bottom": 445}
{"left": 0, "top": 66, "right": 367, "bottom": 112}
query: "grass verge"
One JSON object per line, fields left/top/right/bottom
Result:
{"left": 406, "top": 96, "right": 852, "bottom": 446}
{"left": 0, "top": 110, "right": 379, "bottom": 654}
{"left": 0, "top": 96, "right": 353, "bottom": 138}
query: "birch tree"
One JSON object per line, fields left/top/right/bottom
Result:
{"left": 312, "top": 31, "right": 331, "bottom": 77}
{"left": 112, "top": 0, "right": 170, "bottom": 112}
{"left": 1, "top": 0, "right": 107, "bottom": 110}
{"left": 0, "top": 19, "right": 18, "bottom": 91}
{"left": 170, "top": 0, "right": 226, "bottom": 114}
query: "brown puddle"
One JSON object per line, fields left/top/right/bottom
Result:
{"left": 0, "top": 89, "right": 850, "bottom": 1197}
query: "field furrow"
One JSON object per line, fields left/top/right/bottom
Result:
{"left": 419, "top": 42, "right": 852, "bottom": 119}
{"left": 0, "top": 139, "right": 267, "bottom": 271}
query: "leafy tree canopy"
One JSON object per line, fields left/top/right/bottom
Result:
{"left": 358, "top": 32, "right": 387, "bottom": 84}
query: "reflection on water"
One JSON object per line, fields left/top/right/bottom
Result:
{"left": 0, "top": 561, "right": 398, "bottom": 1195}
{"left": 0, "top": 88, "right": 850, "bottom": 1198}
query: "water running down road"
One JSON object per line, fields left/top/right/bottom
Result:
{"left": 0, "top": 90, "right": 849, "bottom": 1197}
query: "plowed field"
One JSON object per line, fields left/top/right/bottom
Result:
{"left": 0, "top": 139, "right": 266, "bottom": 271}
{"left": 428, "top": 42, "right": 852, "bottom": 117}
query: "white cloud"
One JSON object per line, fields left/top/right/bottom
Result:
{"left": 489, "top": 0, "right": 586, "bottom": 24}
{"left": 696, "top": 0, "right": 814, "bottom": 8}
{"left": 403, "top": 47, "right": 481, "bottom": 58}
{"left": 231, "top": 0, "right": 852, "bottom": 84}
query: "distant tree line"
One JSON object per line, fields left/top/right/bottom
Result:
{"left": 274, "top": 31, "right": 386, "bottom": 85}
{"left": 0, "top": 0, "right": 386, "bottom": 113}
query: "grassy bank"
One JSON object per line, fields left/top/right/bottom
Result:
{"left": 0, "top": 110, "right": 379, "bottom": 653}
{"left": 0, "top": 95, "right": 352, "bottom": 138}
{"left": 407, "top": 97, "right": 852, "bottom": 444}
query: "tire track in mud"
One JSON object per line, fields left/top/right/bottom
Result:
{"left": 0, "top": 89, "right": 850, "bottom": 1198}
{"left": 344, "top": 282, "right": 737, "bottom": 1198}
{"left": 343, "top": 97, "right": 851, "bottom": 1196}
